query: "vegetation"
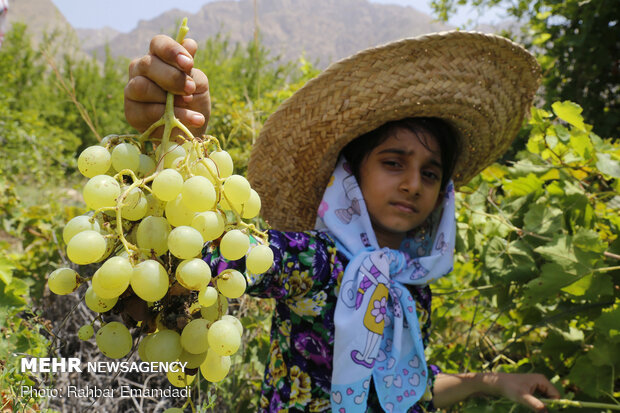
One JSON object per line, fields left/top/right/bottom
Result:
{"left": 0, "top": 18, "right": 618, "bottom": 413}
{"left": 431, "top": 0, "right": 620, "bottom": 141}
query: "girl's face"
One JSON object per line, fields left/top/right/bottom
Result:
{"left": 358, "top": 126, "right": 444, "bottom": 249}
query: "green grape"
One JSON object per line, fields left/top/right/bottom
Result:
{"left": 181, "top": 141, "right": 198, "bottom": 161}
{"left": 146, "top": 329, "right": 182, "bottom": 362}
{"left": 165, "top": 194, "right": 196, "bottom": 227}
{"left": 137, "top": 216, "right": 170, "bottom": 256}
{"left": 83, "top": 175, "right": 120, "bottom": 210}
{"left": 96, "top": 322, "right": 133, "bottom": 359}
{"left": 209, "top": 150, "right": 233, "bottom": 178}
{"left": 67, "top": 230, "right": 107, "bottom": 265}
{"left": 181, "top": 176, "right": 216, "bottom": 212}
{"left": 63, "top": 215, "right": 101, "bottom": 244}
{"left": 85, "top": 285, "right": 118, "bottom": 312}
{"left": 179, "top": 349, "right": 207, "bottom": 369}
{"left": 180, "top": 318, "right": 210, "bottom": 354}
{"left": 200, "top": 349, "right": 231, "bottom": 382}
{"left": 48, "top": 268, "right": 79, "bottom": 295}
{"left": 99, "top": 134, "right": 117, "bottom": 150}
{"left": 221, "top": 315, "right": 243, "bottom": 337}
{"left": 131, "top": 260, "right": 169, "bottom": 302}
{"left": 91, "top": 269, "right": 128, "bottom": 299}
{"left": 168, "top": 226, "right": 204, "bottom": 259}
{"left": 78, "top": 146, "right": 111, "bottom": 178}
{"left": 220, "top": 229, "right": 249, "bottom": 261}
{"left": 137, "top": 153, "right": 156, "bottom": 177}
{"left": 191, "top": 210, "right": 225, "bottom": 241}
{"left": 218, "top": 195, "right": 237, "bottom": 212}
{"left": 200, "top": 294, "right": 228, "bottom": 323}
{"left": 152, "top": 169, "right": 184, "bottom": 202}
{"left": 120, "top": 187, "right": 147, "bottom": 221}
{"left": 246, "top": 244, "right": 274, "bottom": 274}
{"left": 97, "top": 256, "right": 133, "bottom": 289}
{"left": 167, "top": 369, "right": 195, "bottom": 388}
{"left": 241, "top": 189, "right": 261, "bottom": 219}
{"left": 176, "top": 258, "right": 211, "bottom": 290}
{"left": 156, "top": 143, "right": 186, "bottom": 169}
{"left": 111, "top": 142, "right": 140, "bottom": 172}
{"left": 78, "top": 324, "right": 94, "bottom": 340}
{"left": 223, "top": 175, "right": 251, "bottom": 205}
{"left": 198, "top": 285, "right": 218, "bottom": 307}
{"left": 145, "top": 193, "right": 166, "bottom": 217}
{"left": 138, "top": 334, "right": 153, "bottom": 362}
{"left": 216, "top": 269, "right": 246, "bottom": 299}
{"left": 95, "top": 235, "right": 117, "bottom": 263}
{"left": 190, "top": 158, "right": 218, "bottom": 184}
{"left": 208, "top": 319, "right": 240, "bottom": 356}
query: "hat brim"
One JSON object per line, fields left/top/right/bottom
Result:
{"left": 248, "top": 30, "right": 541, "bottom": 231}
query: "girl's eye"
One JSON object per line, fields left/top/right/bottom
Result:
{"left": 423, "top": 170, "right": 439, "bottom": 181}
{"left": 382, "top": 160, "right": 401, "bottom": 168}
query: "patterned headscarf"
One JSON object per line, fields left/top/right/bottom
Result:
{"left": 315, "top": 156, "right": 456, "bottom": 412}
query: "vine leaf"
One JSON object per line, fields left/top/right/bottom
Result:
{"left": 523, "top": 203, "right": 564, "bottom": 235}
{"left": 552, "top": 101, "right": 586, "bottom": 131}
{"left": 596, "top": 153, "right": 620, "bottom": 178}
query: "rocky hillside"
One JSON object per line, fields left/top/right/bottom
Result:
{"left": 7, "top": 0, "right": 513, "bottom": 67}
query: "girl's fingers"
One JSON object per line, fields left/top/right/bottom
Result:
{"left": 129, "top": 54, "right": 194, "bottom": 96}
{"left": 125, "top": 75, "right": 166, "bottom": 103}
{"left": 148, "top": 34, "right": 194, "bottom": 74}
{"left": 519, "top": 393, "right": 547, "bottom": 412}
{"left": 125, "top": 100, "right": 205, "bottom": 133}
{"left": 181, "top": 38, "right": 198, "bottom": 58}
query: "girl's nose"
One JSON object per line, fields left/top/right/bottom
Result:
{"left": 399, "top": 170, "right": 421, "bottom": 196}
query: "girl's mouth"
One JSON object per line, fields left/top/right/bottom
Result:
{"left": 391, "top": 202, "right": 418, "bottom": 214}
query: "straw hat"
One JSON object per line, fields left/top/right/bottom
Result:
{"left": 247, "top": 30, "right": 541, "bottom": 231}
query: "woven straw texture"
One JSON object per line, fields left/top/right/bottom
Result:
{"left": 248, "top": 31, "right": 541, "bottom": 231}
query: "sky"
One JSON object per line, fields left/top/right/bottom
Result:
{"left": 49, "top": 0, "right": 507, "bottom": 32}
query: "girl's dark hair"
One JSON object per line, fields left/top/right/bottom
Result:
{"left": 340, "top": 117, "right": 460, "bottom": 191}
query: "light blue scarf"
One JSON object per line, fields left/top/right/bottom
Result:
{"left": 315, "top": 157, "right": 456, "bottom": 413}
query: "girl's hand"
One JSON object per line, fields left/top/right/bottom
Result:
{"left": 482, "top": 372, "right": 561, "bottom": 412}
{"left": 434, "top": 372, "right": 561, "bottom": 412}
{"left": 124, "top": 35, "right": 211, "bottom": 138}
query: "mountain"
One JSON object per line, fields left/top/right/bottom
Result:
{"left": 75, "top": 27, "right": 121, "bottom": 52}
{"left": 7, "top": 0, "right": 513, "bottom": 69}
{"left": 85, "top": 0, "right": 454, "bottom": 67}
{"left": 7, "top": 0, "right": 74, "bottom": 44}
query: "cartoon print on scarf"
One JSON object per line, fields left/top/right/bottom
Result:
{"left": 334, "top": 164, "right": 362, "bottom": 224}
{"left": 315, "top": 157, "right": 456, "bottom": 413}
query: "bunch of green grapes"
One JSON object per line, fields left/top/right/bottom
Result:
{"left": 47, "top": 18, "right": 273, "bottom": 388}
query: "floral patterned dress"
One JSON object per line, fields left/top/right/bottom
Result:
{"left": 203, "top": 230, "right": 441, "bottom": 412}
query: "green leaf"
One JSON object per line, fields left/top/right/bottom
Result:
{"left": 524, "top": 262, "right": 579, "bottom": 303}
{"left": 0, "top": 257, "right": 14, "bottom": 285}
{"left": 552, "top": 101, "right": 586, "bottom": 131}
{"left": 553, "top": 124, "right": 571, "bottom": 142}
{"left": 569, "top": 133, "right": 594, "bottom": 160}
{"left": 533, "top": 32, "right": 552, "bottom": 45}
{"left": 523, "top": 203, "right": 564, "bottom": 236}
{"left": 568, "top": 355, "right": 613, "bottom": 397}
{"left": 483, "top": 238, "right": 537, "bottom": 282}
{"left": 596, "top": 153, "right": 620, "bottom": 178}
{"left": 594, "top": 306, "right": 620, "bottom": 343}
{"left": 503, "top": 174, "right": 544, "bottom": 197}
{"left": 561, "top": 273, "right": 592, "bottom": 296}
{"left": 534, "top": 234, "right": 599, "bottom": 274}
{"left": 587, "top": 339, "right": 619, "bottom": 367}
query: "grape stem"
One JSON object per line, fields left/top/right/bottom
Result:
{"left": 541, "top": 398, "right": 620, "bottom": 410}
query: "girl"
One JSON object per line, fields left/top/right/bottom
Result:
{"left": 125, "top": 32, "right": 561, "bottom": 412}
